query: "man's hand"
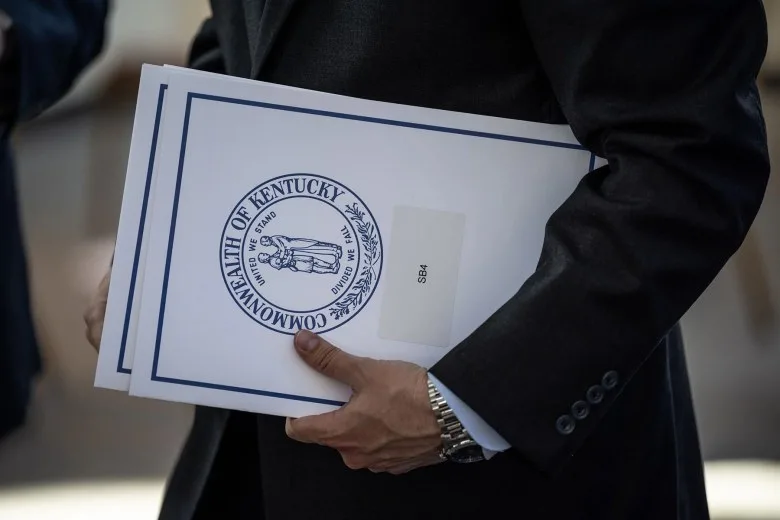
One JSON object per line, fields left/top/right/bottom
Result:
{"left": 83, "top": 264, "right": 111, "bottom": 351}
{"left": 286, "top": 330, "right": 444, "bottom": 475}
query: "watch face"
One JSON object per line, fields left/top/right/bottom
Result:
{"left": 447, "top": 444, "right": 485, "bottom": 464}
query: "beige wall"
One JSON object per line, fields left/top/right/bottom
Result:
{"left": 766, "top": 1, "right": 780, "bottom": 73}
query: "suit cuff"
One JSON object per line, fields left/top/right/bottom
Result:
{"left": 428, "top": 373, "right": 510, "bottom": 458}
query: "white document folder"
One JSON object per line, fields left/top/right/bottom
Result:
{"left": 95, "top": 65, "right": 606, "bottom": 418}
{"left": 95, "top": 64, "right": 326, "bottom": 391}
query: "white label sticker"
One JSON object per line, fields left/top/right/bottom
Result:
{"left": 378, "top": 206, "right": 466, "bottom": 348}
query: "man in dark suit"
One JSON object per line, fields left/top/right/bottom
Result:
{"left": 84, "top": 0, "right": 770, "bottom": 518}
{"left": 0, "top": 0, "right": 108, "bottom": 440}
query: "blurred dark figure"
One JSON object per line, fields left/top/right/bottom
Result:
{"left": 0, "top": 0, "right": 108, "bottom": 440}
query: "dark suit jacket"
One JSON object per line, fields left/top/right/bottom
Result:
{"left": 0, "top": 0, "right": 107, "bottom": 439}
{"left": 159, "top": 1, "right": 770, "bottom": 518}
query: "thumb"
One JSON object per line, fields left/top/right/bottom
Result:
{"left": 294, "top": 330, "right": 367, "bottom": 389}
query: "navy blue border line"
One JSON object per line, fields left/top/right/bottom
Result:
{"left": 152, "top": 375, "right": 346, "bottom": 407}
{"left": 194, "top": 93, "right": 588, "bottom": 151}
{"left": 117, "top": 83, "right": 168, "bottom": 375}
{"left": 149, "top": 91, "right": 595, "bottom": 407}
{"left": 151, "top": 92, "right": 194, "bottom": 382}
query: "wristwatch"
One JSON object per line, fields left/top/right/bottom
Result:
{"left": 427, "top": 377, "right": 485, "bottom": 463}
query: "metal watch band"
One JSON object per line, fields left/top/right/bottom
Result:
{"left": 427, "top": 378, "right": 470, "bottom": 446}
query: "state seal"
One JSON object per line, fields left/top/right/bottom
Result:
{"left": 219, "top": 173, "right": 383, "bottom": 334}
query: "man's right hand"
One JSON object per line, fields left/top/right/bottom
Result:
{"left": 84, "top": 265, "right": 111, "bottom": 351}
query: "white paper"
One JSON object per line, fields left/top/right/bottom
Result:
{"left": 95, "top": 65, "right": 321, "bottom": 391}
{"left": 95, "top": 64, "right": 169, "bottom": 390}
{"left": 124, "top": 68, "right": 607, "bottom": 417}
{"left": 378, "top": 206, "right": 466, "bottom": 348}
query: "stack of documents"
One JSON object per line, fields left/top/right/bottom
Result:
{"left": 95, "top": 64, "right": 604, "bottom": 418}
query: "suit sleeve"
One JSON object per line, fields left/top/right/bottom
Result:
{"left": 0, "top": 0, "right": 108, "bottom": 122}
{"left": 428, "top": 0, "right": 770, "bottom": 474}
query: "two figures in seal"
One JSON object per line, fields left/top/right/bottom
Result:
{"left": 257, "top": 235, "right": 342, "bottom": 275}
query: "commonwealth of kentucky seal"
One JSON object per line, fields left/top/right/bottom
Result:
{"left": 219, "top": 173, "right": 383, "bottom": 334}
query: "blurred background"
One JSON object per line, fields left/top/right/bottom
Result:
{"left": 0, "top": 1, "right": 779, "bottom": 518}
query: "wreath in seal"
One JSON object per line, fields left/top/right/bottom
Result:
{"left": 329, "top": 203, "right": 380, "bottom": 320}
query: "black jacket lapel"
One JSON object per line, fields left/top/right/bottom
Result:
{"left": 247, "top": 0, "right": 299, "bottom": 78}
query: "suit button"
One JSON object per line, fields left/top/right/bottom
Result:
{"left": 556, "top": 415, "right": 576, "bottom": 435}
{"left": 571, "top": 400, "right": 589, "bottom": 420}
{"left": 602, "top": 371, "right": 619, "bottom": 390}
{"left": 586, "top": 385, "right": 605, "bottom": 404}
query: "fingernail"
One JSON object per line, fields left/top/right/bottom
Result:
{"left": 296, "top": 330, "right": 319, "bottom": 351}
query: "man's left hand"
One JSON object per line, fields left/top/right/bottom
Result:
{"left": 285, "top": 330, "right": 444, "bottom": 475}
